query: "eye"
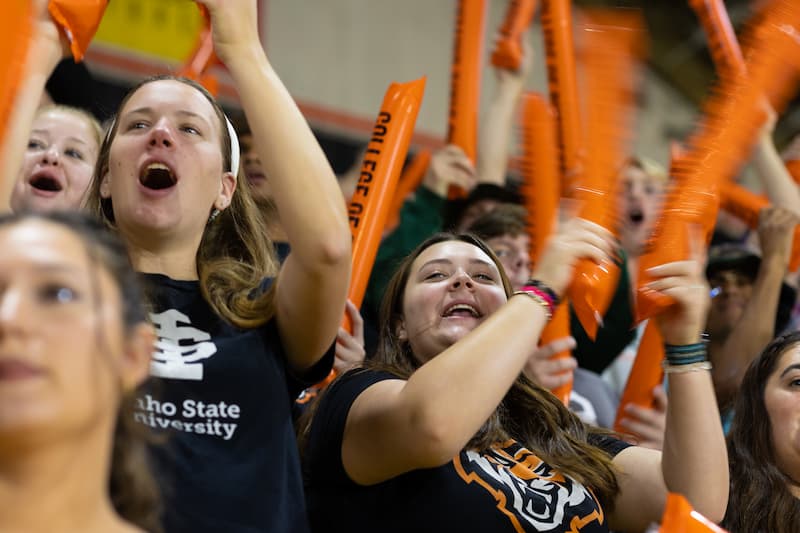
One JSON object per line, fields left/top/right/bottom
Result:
{"left": 38, "top": 284, "right": 79, "bottom": 304}
{"left": 127, "top": 120, "right": 149, "bottom": 131}
{"left": 493, "top": 249, "right": 511, "bottom": 258}
{"left": 27, "top": 139, "right": 45, "bottom": 150}
{"left": 180, "top": 124, "right": 201, "bottom": 135}
{"left": 65, "top": 148, "right": 84, "bottom": 161}
{"left": 424, "top": 271, "right": 446, "bottom": 281}
{"left": 473, "top": 272, "right": 496, "bottom": 282}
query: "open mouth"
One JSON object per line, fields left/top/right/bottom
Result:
{"left": 246, "top": 170, "right": 267, "bottom": 184}
{"left": 628, "top": 209, "right": 644, "bottom": 225}
{"left": 139, "top": 162, "right": 177, "bottom": 190}
{"left": 29, "top": 174, "right": 62, "bottom": 192}
{"left": 442, "top": 303, "right": 482, "bottom": 318}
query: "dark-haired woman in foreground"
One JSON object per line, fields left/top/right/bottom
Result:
{"left": 0, "top": 212, "right": 156, "bottom": 533}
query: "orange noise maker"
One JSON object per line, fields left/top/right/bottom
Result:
{"left": 0, "top": 3, "right": 33, "bottom": 157}
{"left": 48, "top": 0, "right": 108, "bottom": 62}
{"left": 491, "top": 0, "right": 537, "bottom": 71}
{"left": 519, "top": 92, "right": 571, "bottom": 404}
{"left": 688, "top": 0, "right": 746, "bottom": 79}
{"left": 346, "top": 78, "right": 427, "bottom": 323}
{"left": 384, "top": 149, "right": 431, "bottom": 234}
{"left": 567, "top": 9, "right": 642, "bottom": 340}
{"left": 306, "top": 78, "right": 426, "bottom": 397}
{"left": 613, "top": 320, "right": 664, "bottom": 435}
{"left": 177, "top": 5, "right": 220, "bottom": 96}
{"left": 446, "top": 0, "right": 487, "bottom": 199}
{"left": 636, "top": 3, "right": 800, "bottom": 321}
{"left": 721, "top": 183, "right": 800, "bottom": 271}
{"left": 739, "top": 0, "right": 800, "bottom": 113}
{"left": 1, "top": 1, "right": 107, "bottom": 199}
{"left": 658, "top": 493, "right": 730, "bottom": 532}
{"left": 305, "top": 78, "right": 426, "bottom": 395}
{"left": 787, "top": 157, "right": 800, "bottom": 187}
{"left": 540, "top": 0, "right": 583, "bottom": 198}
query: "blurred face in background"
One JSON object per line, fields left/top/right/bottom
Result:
{"left": 617, "top": 162, "right": 665, "bottom": 257}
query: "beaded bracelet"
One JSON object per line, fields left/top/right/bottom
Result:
{"left": 664, "top": 342, "right": 708, "bottom": 366}
{"left": 520, "top": 279, "right": 560, "bottom": 308}
{"left": 513, "top": 289, "right": 553, "bottom": 320}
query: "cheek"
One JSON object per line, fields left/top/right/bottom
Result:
{"left": 65, "top": 161, "right": 94, "bottom": 188}
{"left": 19, "top": 152, "right": 38, "bottom": 179}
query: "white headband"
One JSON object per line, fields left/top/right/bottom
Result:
{"left": 102, "top": 112, "right": 240, "bottom": 174}
{"left": 224, "top": 115, "right": 240, "bottom": 174}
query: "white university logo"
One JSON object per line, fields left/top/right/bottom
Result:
{"left": 149, "top": 309, "right": 218, "bottom": 380}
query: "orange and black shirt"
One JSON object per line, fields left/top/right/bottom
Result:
{"left": 304, "top": 369, "right": 629, "bottom": 533}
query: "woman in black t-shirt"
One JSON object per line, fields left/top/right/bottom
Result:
{"left": 2, "top": 1, "right": 350, "bottom": 531}
{"left": 302, "top": 223, "right": 728, "bottom": 533}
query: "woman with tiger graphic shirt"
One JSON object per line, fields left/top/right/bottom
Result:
{"left": 301, "top": 222, "right": 727, "bottom": 532}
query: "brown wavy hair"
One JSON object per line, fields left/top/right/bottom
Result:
{"left": 83, "top": 75, "right": 278, "bottom": 328}
{"left": 0, "top": 211, "right": 161, "bottom": 532}
{"left": 722, "top": 331, "right": 800, "bottom": 532}
{"left": 300, "top": 233, "right": 621, "bottom": 510}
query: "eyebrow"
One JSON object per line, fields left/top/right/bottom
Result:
{"left": 419, "top": 257, "right": 495, "bottom": 269}
{"left": 31, "top": 128, "right": 91, "bottom": 146}
{"left": 779, "top": 363, "right": 800, "bottom": 378}
{"left": 125, "top": 107, "right": 212, "bottom": 127}
{"left": 31, "top": 264, "right": 84, "bottom": 275}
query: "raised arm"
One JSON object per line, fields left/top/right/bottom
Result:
{"left": 200, "top": 0, "right": 351, "bottom": 373}
{"left": 609, "top": 233, "right": 728, "bottom": 531}
{"left": 709, "top": 206, "right": 797, "bottom": 407}
{"left": 1, "top": 1, "right": 66, "bottom": 212}
{"left": 752, "top": 106, "right": 800, "bottom": 215}
{"left": 342, "top": 219, "right": 614, "bottom": 486}
{"left": 475, "top": 34, "right": 532, "bottom": 186}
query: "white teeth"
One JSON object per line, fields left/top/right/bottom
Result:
{"left": 444, "top": 304, "right": 479, "bottom": 317}
{"left": 146, "top": 162, "right": 171, "bottom": 172}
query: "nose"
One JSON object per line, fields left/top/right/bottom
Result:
{"left": 148, "top": 119, "right": 175, "bottom": 149}
{"left": 449, "top": 269, "right": 474, "bottom": 290}
{"left": 40, "top": 145, "right": 60, "bottom": 166}
{"left": 244, "top": 148, "right": 260, "bottom": 166}
{"left": 0, "top": 289, "right": 28, "bottom": 338}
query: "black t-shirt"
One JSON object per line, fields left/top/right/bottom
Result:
{"left": 135, "top": 274, "right": 334, "bottom": 533}
{"left": 304, "top": 369, "right": 630, "bottom": 533}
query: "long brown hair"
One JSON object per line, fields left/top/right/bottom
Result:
{"left": 722, "top": 331, "right": 800, "bottom": 532}
{"left": 300, "top": 233, "right": 621, "bottom": 509}
{"left": 83, "top": 75, "right": 278, "bottom": 328}
{"left": 0, "top": 211, "right": 161, "bottom": 533}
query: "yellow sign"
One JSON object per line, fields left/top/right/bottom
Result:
{"left": 93, "top": 0, "right": 204, "bottom": 63}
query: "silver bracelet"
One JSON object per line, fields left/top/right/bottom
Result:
{"left": 662, "top": 361, "right": 713, "bottom": 374}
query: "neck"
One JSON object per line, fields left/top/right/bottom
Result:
{"left": 258, "top": 198, "right": 288, "bottom": 243}
{"left": 0, "top": 431, "right": 131, "bottom": 533}
{"left": 123, "top": 226, "right": 202, "bottom": 280}
{"left": 626, "top": 255, "right": 639, "bottom": 287}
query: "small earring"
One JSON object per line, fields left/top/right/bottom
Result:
{"left": 209, "top": 208, "right": 221, "bottom": 223}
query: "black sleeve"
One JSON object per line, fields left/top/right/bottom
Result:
{"left": 305, "top": 369, "right": 401, "bottom": 486}
{"left": 587, "top": 432, "right": 633, "bottom": 458}
{"left": 284, "top": 335, "right": 336, "bottom": 400}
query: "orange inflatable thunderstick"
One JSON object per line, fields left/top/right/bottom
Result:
{"left": 491, "top": 0, "right": 537, "bottom": 71}
{"left": 447, "top": 0, "right": 487, "bottom": 199}
{"left": 613, "top": 321, "right": 664, "bottom": 434}
{"left": 540, "top": 0, "right": 583, "bottom": 197}
{"left": 519, "top": 92, "right": 572, "bottom": 405}
{"left": 567, "top": 9, "right": 642, "bottom": 340}
{"left": 659, "top": 493, "right": 730, "bottom": 532}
